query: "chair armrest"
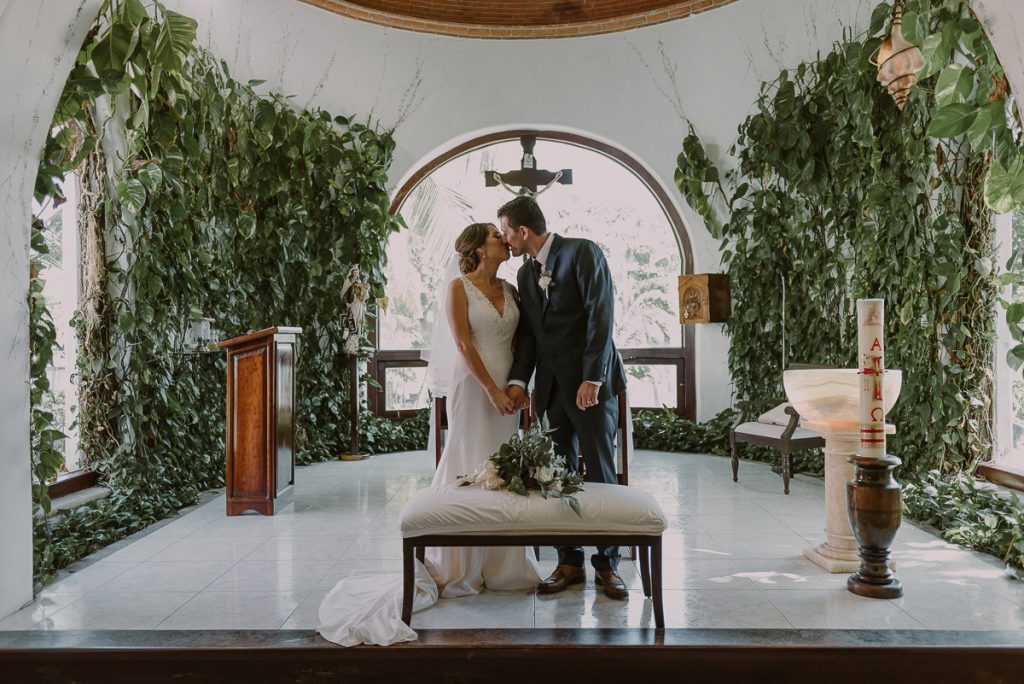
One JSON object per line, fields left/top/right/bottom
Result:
{"left": 734, "top": 398, "right": 787, "bottom": 427}
{"left": 780, "top": 405, "right": 801, "bottom": 440}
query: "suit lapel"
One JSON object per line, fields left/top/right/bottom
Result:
{"left": 541, "top": 234, "right": 563, "bottom": 317}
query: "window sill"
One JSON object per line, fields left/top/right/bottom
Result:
{"left": 977, "top": 462, "right": 1024, "bottom": 494}
{"left": 47, "top": 469, "right": 99, "bottom": 499}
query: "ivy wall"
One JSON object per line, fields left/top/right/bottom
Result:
{"left": 675, "top": 0, "right": 1024, "bottom": 566}
{"left": 29, "top": 0, "right": 405, "bottom": 582}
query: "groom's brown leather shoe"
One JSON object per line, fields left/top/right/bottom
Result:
{"left": 594, "top": 570, "right": 628, "bottom": 600}
{"left": 537, "top": 564, "right": 586, "bottom": 594}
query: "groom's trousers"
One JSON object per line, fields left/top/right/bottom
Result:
{"left": 544, "top": 378, "right": 620, "bottom": 572}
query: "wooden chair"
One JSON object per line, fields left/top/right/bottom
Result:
{"left": 730, "top": 399, "right": 824, "bottom": 495}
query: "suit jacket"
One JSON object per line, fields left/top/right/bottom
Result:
{"left": 509, "top": 234, "right": 627, "bottom": 413}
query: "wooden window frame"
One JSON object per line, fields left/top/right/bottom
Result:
{"left": 372, "top": 129, "right": 697, "bottom": 421}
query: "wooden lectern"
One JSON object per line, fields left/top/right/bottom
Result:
{"left": 218, "top": 326, "right": 301, "bottom": 516}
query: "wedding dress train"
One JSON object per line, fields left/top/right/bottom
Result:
{"left": 317, "top": 276, "right": 540, "bottom": 646}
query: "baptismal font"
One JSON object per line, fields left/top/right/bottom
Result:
{"left": 782, "top": 299, "right": 903, "bottom": 595}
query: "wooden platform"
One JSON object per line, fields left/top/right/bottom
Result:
{"left": 1, "top": 628, "right": 1022, "bottom": 683}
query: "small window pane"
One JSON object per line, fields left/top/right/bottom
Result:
{"left": 385, "top": 366, "right": 429, "bottom": 411}
{"left": 625, "top": 364, "right": 676, "bottom": 409}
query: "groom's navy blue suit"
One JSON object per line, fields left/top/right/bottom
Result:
{"left": 509, "top": 234, "right": 627, "bottom": 572}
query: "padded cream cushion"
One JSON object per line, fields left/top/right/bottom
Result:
{"left": 399, "top": 483, "right": 667, "bottom": 538}
{"left": 757, "top": 402, "right": 796, "bottom": 426}
{"left": 733, "top": 422, "right": 822, "bottom": 441}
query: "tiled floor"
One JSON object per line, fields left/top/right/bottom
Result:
{"left": 3, "top": 449, "right": 1023, "bottom": 631}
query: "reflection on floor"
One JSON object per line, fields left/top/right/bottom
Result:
{"left": 2, "top": 450, "right": 1023, "bottom": 631}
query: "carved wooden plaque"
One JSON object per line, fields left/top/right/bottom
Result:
{"left": 678, "top": 274, "right": 730, "bottom": 324}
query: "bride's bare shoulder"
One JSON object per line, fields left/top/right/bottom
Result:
{"left": 447, "top": 276, "right": 468, "bottom": 297}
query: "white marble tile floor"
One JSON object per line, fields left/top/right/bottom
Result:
{"left": 2, "top": 449, "right": 1023, "bottom": 632}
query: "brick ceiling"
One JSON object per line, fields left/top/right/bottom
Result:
{"left": 298, "top": 0, "right": 738, "bottom": 38}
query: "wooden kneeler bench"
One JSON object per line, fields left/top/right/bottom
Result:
{"left": 399, "top": 483, "right": 668, "bottom": 629}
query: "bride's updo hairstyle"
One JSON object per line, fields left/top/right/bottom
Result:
{"left": 454, "top": 222, "right": 493, "bottom": 274}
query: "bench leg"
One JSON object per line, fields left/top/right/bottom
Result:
{"left": 781, "top": 449, "right": 791, "bottom": 495}
{"left": 651, "top": 538, "right": 664, "bottom": 629}
{"left": 402, "top": 541, "right": 415, "bottom": 626}
{"left": 730, "top": 436, "right": 739, "bottom": 482}
{"left": 638, "top": 544, "right": 652, "bottom": 598}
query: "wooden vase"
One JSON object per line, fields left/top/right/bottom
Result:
{"left": 846, "top": 453, "right": 903, "bottom": 598}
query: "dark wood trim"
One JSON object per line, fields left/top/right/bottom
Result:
{"left": 2, "top": 628, "right": 1023, "bottom": 683}
{"left": 370, "top": 349, "right": 693, "bottom": 419}
{"left": 46, "top": 470, "right": 99, "bottom": 499}
{"left": 402, "top": 535, "right": 664, "bottom": 628}
{"left": 977, "top": 462, "right": 1024, "bottom": 494}
{"left": 367, "top": 354, "right": 428, "bottom": 418}
{"left": 384, "top": 129, "right": 697, "bottom": 420}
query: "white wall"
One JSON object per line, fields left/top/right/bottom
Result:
{"left": 0, "top": 0, "right": 104, "bottom": 618}
{"left": 168, "top": 0, "right": 877, "bottom": 420}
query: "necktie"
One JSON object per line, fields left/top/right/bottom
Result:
{"left": 532, "top": 259, "right": 543, "bottom": 280}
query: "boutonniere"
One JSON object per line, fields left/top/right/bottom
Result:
{"left": 538, "top": 270, "right": 554, "bottom": 296}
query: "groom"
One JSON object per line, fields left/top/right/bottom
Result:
{"left": 499, "top": 196, "right": 629, "bottom": 600}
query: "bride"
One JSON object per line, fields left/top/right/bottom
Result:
{"left": 317, "top": 222, "right": 540, "bottom": 646}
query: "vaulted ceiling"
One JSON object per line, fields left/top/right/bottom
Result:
{"left": 298, "top": 0, "right": 739, "bottom": 38}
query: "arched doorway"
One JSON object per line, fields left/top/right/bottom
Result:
{"left": 372, "top": 130, "right": 696, "bottom": 420}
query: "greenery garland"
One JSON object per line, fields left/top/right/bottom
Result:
{"left": 30, "top": 0, "right": 404, "bottom": 583}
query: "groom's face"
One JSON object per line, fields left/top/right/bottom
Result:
{"left": 500, "top": 216, "right": 526, "bottom": 257}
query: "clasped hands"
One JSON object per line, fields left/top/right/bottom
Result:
{"left": 489, "top": 383, "right": 599, "bottom": 416}
{"left": 488, "top": 385, "right": 527, "bottom": 416}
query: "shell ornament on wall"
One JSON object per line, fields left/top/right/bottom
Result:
{"left": 874, "top": 4, "right": 925, "bottom": 111}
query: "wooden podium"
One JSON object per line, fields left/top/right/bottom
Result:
{"left": 218, "top": 326, "right": 301, "bottom": 516}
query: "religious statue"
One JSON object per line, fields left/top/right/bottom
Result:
{"left": 340, "top": 265, "right": 370, "bottom": 355}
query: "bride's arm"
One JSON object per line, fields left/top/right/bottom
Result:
{"left": 446, "top": 279, "right": 516, "bottom": 415}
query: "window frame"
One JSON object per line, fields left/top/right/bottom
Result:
{"left": 373, "top": 130, "right": 697, "bottom": 420}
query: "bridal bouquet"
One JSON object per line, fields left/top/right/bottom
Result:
{"left": 457, "top": 423, "right": 585, "bottom": 516}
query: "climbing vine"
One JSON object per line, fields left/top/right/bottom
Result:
{"left": 677, "top": 0, "right": 1013, "bottom": 478}
{"left": 31, "top": 0, "right": 404, "bottom": 582}
{"left": 674, "top": 0, "right": 1024, "bottom": 567}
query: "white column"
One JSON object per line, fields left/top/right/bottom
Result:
{"left": 802, "top": 432, "right": 860, "bottom": 573}
{"left": 0, "top": 0, "right": 104, "bottom": 619}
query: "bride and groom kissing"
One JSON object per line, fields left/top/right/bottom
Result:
{"left": 317, "top": 196, "right": 628, "bottom": 647}
{"left": 433, "top": 195, "right": 629, "bottom": 600}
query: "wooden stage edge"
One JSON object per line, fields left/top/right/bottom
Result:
{"left": 2, "top": 628, "right": 1023, "bottom": 683}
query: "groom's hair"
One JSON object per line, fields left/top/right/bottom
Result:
{"left": 497, "top": 196, "right": 547, "bottom": 235}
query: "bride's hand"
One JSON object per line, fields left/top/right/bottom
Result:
{"left": 487, "top": 388, "right": 516, "bottom": 416}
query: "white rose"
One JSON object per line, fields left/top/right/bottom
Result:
{"left": 534, "top": 466, "right": 555, "bottom": 483}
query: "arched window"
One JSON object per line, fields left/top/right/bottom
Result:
{"left": 372, "top": 131, "right": 695, "bottom": 419}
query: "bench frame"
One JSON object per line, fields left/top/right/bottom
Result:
{"left": 402, "top": 533, "right": 664, "bottom": 629}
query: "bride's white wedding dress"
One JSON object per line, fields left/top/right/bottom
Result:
{"left": 317, "top": 275, "right": 540, "bottom": 646}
